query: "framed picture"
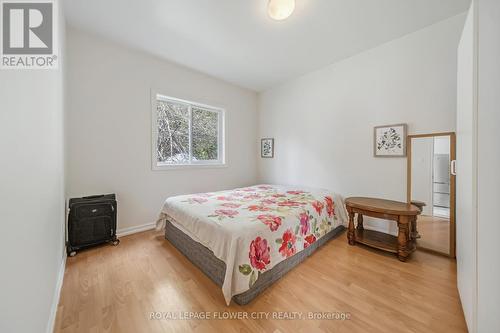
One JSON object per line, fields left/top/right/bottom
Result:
{"left": 373, "top": 124, "right": 407, "bottom": 157}
{"left": 261, "top": 138, "right": 274, "bottom": 158}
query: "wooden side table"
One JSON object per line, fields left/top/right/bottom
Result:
{"left": 345, "top": 197, "right": 420, "bottom": 262}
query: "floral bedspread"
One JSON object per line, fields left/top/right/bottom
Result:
{"left": 156, "top": 184, "right": 347, "bottom": 305}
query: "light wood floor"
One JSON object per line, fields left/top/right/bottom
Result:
{"left": 417, "top": 215, "right": 450, "bottom": 254}
{"left": 54, "top": 230, "right": 467, "bottom": 333}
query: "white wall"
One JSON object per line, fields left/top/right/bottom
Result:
{"left": 476, "top": 0, "right": 500, "bottom": 331}
{"left": 0, "top": 2, "right": 66, "bottom": 332}
{"left": 410, "top": 138, "right": 433, "bottom": 216}
{"left": 258, "top": 14, "right": 465, "bottom": 234}
{"left": 66, "top": 27, "right": 258, "bottom": 232}
{"left": 456, "top": 4, "right": 477, "bottom": 331}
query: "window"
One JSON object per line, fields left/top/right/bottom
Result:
{"left": 152, "top": 93, "right": 225, "bottom": 169}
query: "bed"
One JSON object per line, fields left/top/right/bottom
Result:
{"left": 156, "top": 184, "right": 347, "bottom": 305}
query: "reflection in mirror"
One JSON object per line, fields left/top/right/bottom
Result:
{"left": 410, "top": 135, "right": 451, "bottom": 254}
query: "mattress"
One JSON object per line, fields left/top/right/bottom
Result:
{"left": 156, "top": 184, "right": 347, "bottom": 305}
{"left": 164, "top": 217, "right": 345, "bottom": 305}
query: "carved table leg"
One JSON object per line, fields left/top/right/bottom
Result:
{"left": 347, "top": 211, "right": 356, "bottom": 245}
{"left": 357, "top": 214, "right": 364, "bottom": 230}
{"left": 397, "top": 215, "right": 410, "bottom": 262}
{"left": 410, "top": 216, "right": 420, "bottom": 239}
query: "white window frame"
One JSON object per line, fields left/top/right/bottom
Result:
{"left": 151, "top": 91, "right": 226, "bottom": 170}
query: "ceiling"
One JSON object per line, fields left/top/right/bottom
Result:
{"left": 64, "top": 0, "right": 470, "bottom": 92}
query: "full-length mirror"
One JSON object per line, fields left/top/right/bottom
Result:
{"left": 407, "top": 133, "right": 456, "bottom": 256}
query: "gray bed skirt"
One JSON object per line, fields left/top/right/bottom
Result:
{"left": 164, "top": 219, "right": 345, "bottom": 305}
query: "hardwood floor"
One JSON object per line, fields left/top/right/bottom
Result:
{"left": 417, "top": 215, "right": 450, "bottom": 254}
{"left": 54, "top": 230, "right": 467, "bottom": 333}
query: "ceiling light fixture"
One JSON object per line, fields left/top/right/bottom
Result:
{"left": 268, "top": 0, "right": 295, "bottom": 21}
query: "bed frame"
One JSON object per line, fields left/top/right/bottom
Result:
{"left": 164, "top": 218, "right": 345, "bottom": 305}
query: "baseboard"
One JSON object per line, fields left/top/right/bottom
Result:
{"left": 117, "top": 222, "right": 156, "bottom": 237}
{"left": 46, "top": 253, "right": 66, "bottom": 333}
{"left": 43, "top": 223, "right": 155, "bottom": 332}
{"left": 362, "top": 224, "right": 398, "bottom": 236}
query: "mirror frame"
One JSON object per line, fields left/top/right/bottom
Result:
{"left": 406, "top": 132, "right": 456, "bottom": 258}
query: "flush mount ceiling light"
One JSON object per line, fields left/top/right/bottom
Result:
{"left": 268, "top": 0, "right": 296, "bottom": 21}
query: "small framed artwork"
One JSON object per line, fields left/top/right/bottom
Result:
{"left": 261, "top": 138, "right": 274, "bottom": 158}
{"left": 374, "top": 124, "right": 407, "bottom": 157}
